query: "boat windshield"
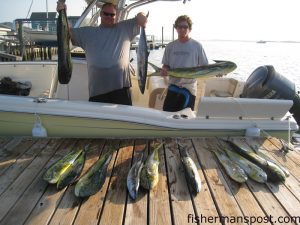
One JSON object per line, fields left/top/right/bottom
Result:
{"left": 76, "top": 1, "right": 101, "bottom": 28}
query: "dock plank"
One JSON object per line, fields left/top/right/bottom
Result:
{"left": 180, "top": 139, "right": 220, "bottom": 225}
{"left": 266, "top": 137, "right": 300, "bottom": 166}
{"left": 47, "top": 139, "right": 94, "bottom": 225}
{"left": 1, "top": 140, "right": 62, "bottom": 225}
{"left": 23, "top": 139, "right": 81, "bottom": 225}
{"left": 0, "top": 137, "right": 13, "bottom": 149}
{"left": 193, "top": 137, "right": 247, "bottom": 225}
{"left": 229, "top": 137, "right": 298, "bottom": 225}
{"left": 0, "top": 136, "right": 299, "bottom": 225}
{"left": 164, "top": 139, "right": 195, "bottom": 225}
{"left": 47, "top": 185, "right": 80, "bottom": 225}
{"left": 247, "top": 179, "right": 296, "bottom": 225}
{"left": 249, "top": 138, "right": 300, "bottom": 180}
{"left": 149, "top": 140, "right": 173, "bottom": 225}
{"left": 217, "top": 138, "right": 272, "bottom": 225}
{"left": 0, "top": 138, "right": 36, "bottom": 174}
{"left": 242, "top": 137, "right": 300, "bottom": 202}
{"left": 0, "top": 138, "right": 47, "bottom": 195}
{"left": 72, "top": 139, "right": 107, "bottom": 225}
{"left": 124, "top": 140, "right": 148, "bottom": 225}
{"left": 0, "top": 137, "right": 26, "bottom": 157}
{"left": 0, "top": 138, "right": 51, "bottom": 221}
{"left": 267, "top": 182, "right": 300, "bottom": 224}
{"left": 99, "top": 140, "right": 133, "bottom": 225}
{"left": 74, "top": 140, "right": 119, "bottom": 225}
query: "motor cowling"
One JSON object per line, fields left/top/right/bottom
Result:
{"left": 241, "top": 65, "right": 295, "bottom": 99}
{"left": 241, "top": 65, "right": 300, "bottom": 126}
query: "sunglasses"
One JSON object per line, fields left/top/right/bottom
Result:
{"left": 102, "top": 11, "right": 116, "bottom": 17}
{"left": 176, "top": 25, "right": 189, "bottom": 29}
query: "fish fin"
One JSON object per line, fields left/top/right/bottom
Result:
{"left": 132, "top": 146, "right": 147, "bottom": 164}
{"left": 202, "top": 144, "right": 214, "bottom": 153}
{"left": 85, "top": 144, "right": 100, "bottom": 153}
{"left": 178, "top": 143, "right": 189, "bottom": 158}
{"left": 213, "top": 60, "right": 224, "bottom": 63}
{"left": 147, "top": 72, "right": 160, "bottom": 77}
{"left": 213, "top": 147, "right": 224, "bottom": 155}
{"left": 219, "top": 137, "right": 230, "bottom": 142}
{"left": 148, "top": 62, "right": 161, "bottom": 72}
{"left": 84, "top": 144, "right": 90, "bottom": 152}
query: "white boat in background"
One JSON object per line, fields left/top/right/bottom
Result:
{"left": 256, "top": 40, "right": 267, "bottom": 44}
{"left": 23, "top": 28, "right": 57, "bottom": 43}
{"left": 0, "top": 0, "right": 298, "bottom": 140}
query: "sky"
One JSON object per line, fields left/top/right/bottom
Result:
{"left": 1, "top": 0, "right": 300, "bottom": 41}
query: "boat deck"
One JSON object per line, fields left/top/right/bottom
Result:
{"left": 0, "top": 136, "right": 300, "bottom": 225}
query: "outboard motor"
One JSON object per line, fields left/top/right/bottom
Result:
{"left": 241, "top": 65, "right": 300, "bottom": 126}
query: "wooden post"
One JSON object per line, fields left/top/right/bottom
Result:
{"left": 161, "top": 26, "right": 164, "bottom": 48}
{"left": 30, "top": 44, "right": 34, "bottom": 60}
{"left": 40, "top": 47, "right": 43, "bottom": 60}
{"left": 48, "top": 47, "right": 52, "bottom": 60}
{"left": 43, "top": 46, "right": 47, "bottom": 60}
{"left": 24, "top": 48, "right": 29, "bottom": 61}
{"left": 172, "top": 24, "right": 175, "bottom": 41}
{"left": 17, "top": 20, "right": 25, "bottom": 60}
{"left": 34, "top": 48, "right": 37, "bottom": 59}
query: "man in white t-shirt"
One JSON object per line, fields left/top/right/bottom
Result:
{"left": 161, "top": 15, "right": 208, "bottom": 112}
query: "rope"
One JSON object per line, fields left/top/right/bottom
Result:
{"left": 67, "top": 84, "right": 70, "bottom": 100}
{"left": 159, "top": 87, "right": 168, "bottom": 101}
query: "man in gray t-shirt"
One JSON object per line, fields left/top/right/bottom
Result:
{"left": 57, "top": 2, "right": 147, "bottom": 105}
{"left": 161, "top": 15, "right": 208, "bottom": 112}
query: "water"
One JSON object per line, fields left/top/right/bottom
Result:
{"left": 131, "top": 40, "right": 300, "bottom": 91}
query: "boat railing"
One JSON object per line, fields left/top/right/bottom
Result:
{"left": 75, "top": 0, "right": 184, "bottom": 28}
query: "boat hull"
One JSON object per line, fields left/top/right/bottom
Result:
{"left": 0, "top": 95, "right": 297, "bottom": 140}
{"left": 0, "top": 111, "right": 293, "bottom": 139}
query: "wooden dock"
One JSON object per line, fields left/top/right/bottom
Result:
{"left": 0, "top": 137, "right": 300, "bottom": 225}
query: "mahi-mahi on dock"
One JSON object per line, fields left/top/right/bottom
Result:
{"left": 0, "top": 136, "right": 299, "bottom": 225}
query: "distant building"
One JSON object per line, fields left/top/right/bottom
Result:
{"left": 0, "top": 23, "right": 17, "bottom": 51}
{"left": 0, "top": 24, "right": 11, "bottom": 36}
{"left": 12, "top": 13, "right": 80, "bottom": 47}
{"left": 30, "top": 12, "right": 57, "bottom": 31}
{"left": 0, "top": 22, "right": 14, "bottom": 30}
{"left": 0, "top": 23, "right": 16, "bottom": 38}
{"left": 14, "top": 13, "right": 80, "bottom": 31}
{"left": 29, "top": 13, "right": 79, "bottom": 31}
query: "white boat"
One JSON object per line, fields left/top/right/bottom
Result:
{"left": 23, "top": 28, "right": 57, "bottom": 43}
{"left": 0, "top": 0, "right": 298, "bottom": 140}
{"left": 256, "top": 40, "right": 267, "bottom": 44}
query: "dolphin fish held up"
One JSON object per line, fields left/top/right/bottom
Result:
{"left": 57, "top": 0, "right": 72, "bottom": 84}
{"left": 136, "top": 13, "right": 150, "bottom": 94}
{"left": 148, "top": 60, "right": 237, "bottom": 79}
